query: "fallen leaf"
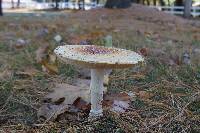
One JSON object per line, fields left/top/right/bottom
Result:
{"left": 104, "top": 92, "right": 131, "bottom": 102}
{"left": 40, "top": 83, "right": 91, "bottom": 120}
{"left": 131, "top": 73, "right": 146, "bottom": 80}
{"left": 36, "top": 45, "right": 58, "bottom": 74}
{"left": 136, "top": 91, "right": 154, "bottom": 100}
{"left": 44, "top": 83, "right": 90, "bottom": 105}
{"left": 37, "top": 103, "right": 68, "bottom": 121}
{"left": 14, "top": 67, "right": 39, "bottom": 78}
{"left": 139, "top": 48, "right": 148, "bottom": 57}
{"left": 49, "top": 54, "right": 57, "bottom": 64}
{"left": 42, "top": 61, "right": 58, "bottom": 74}
{"left": 72, "top": 97, "right": 90, "bottom": 111}
{"left": 0, "top": 69, "right": 12, "bottom": 80}
{"left": 111, "top": 100, "right": 130, "bottom": 113}
{"left": 66, "top": 127, "right": 77, "bottom": 133}
{"left": 144, "top": 31, "right": 152, "bottom": 38}
{"left": 103, "top": 92, "right": 131, "bottom": 113}
{"left": 69, "top": 31, "right": 104, "bottom": 44}
{"left": 35, "top": 44, "right": 49, "bottom": 64}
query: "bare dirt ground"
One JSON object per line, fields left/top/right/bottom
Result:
{"left": 0, "top": 4, "right": 200, "bottom": 133}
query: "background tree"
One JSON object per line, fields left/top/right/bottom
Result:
{"left": 184, "top": 0, "right": 192, "bottom": 18}
{"left": 17, "top": 0, "right": 20, "bottom": 8}
{"left": 53, "top": 0, "right": 60, "bottom": 9}
{"left": 153, "top": 0, "right": 157, "bottom": 5}
{"left": 0, "top": 0, "right": 2, "bottom": 16}
{"left": 159, "top": 0, "right": 165, "bottom": 6}
{"left": 78, "top": 0, "right": 85, "bottom": 10}
{"left": 105, "top": 0, "right": 132, "bottom": 8}
{"left": 175, "top": 0, "right": 183, "bottom": 6}
{"left": 11, "top": 0, "right": 14, "bottom": 8}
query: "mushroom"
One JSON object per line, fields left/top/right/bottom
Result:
{"left": 54, "top": 45, "right": 144, "bottom": 117}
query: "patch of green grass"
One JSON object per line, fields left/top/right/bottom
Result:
{"left": 0, "top": 79, "right": 14, "bottom": 105}
{"left": 192, "top": 40, "right": 200, "bottom": 46}
{"left": 131, "top": 98, "right": 147, "bottom": 110}
{"left": 10, "top": 52, "right": 33, "bottom": 70}
{"left": 59, "top": 64, "right": 77, "bottom": 78}
{"left": 92, "top": 117, "right": 124, "bottom": 133}
{"left": 151, "top": 88, "right": 168, "bottom": 101}
{"left": 145, "top": 60, "right": 169, "bottom": 82}
{"left": 171, "top": 87, "right": 193, "bottom": 94}
{"left": 0, "top": 43, "right": 10, "bottom": 52}
{"left": 188, "top": 100, "right": 200, "bottom": 115}
{"left": 177, "top": 65, "right": 199, "bottom": 83}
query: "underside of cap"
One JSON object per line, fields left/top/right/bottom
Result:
{"left": 54, "top": 45, "right": 144, "bottom": 69}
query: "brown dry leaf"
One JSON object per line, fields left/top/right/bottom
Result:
{"left": 66, "top": 127, "right": 77, "bottom": 133}
{"left": 35, "top": 44, "right": 49, "bottom": 64}
{"left": 42, "top": 61, "right": 58, "bottom": 74}
{"left": 193, "top": 34, "right": 200, "bottom": 41}
{"left": 49, "top": 54, "right": 57, "bottom": 64}
{"left": 37, "top": 103, "right": 68, "bottom": 121}
{"left": 136, "top": 91, "right": 154, "bottom": 100}
{"left": 72, "top": 97, "right": 90, "bottom": 111}
{"left": 103, "top": 92, "right": 131, "bottom": 113}
{"left": 45, "top": 83, "right": 90, "bottom": 105}
{"left": 131, "top": 73, "right": 146, "bottom": 80}
{"left": 69, "top": 31, "right": 104, "bottom": 44}
{"left": 36, "top": 45, "right": 58, "bottom": 74}
{"left": 111, "top": 100, "right": 130, "bottom": 113}
{"left": 0, "top": 69, "right": 12, "bottom": 80}
{"left": 15, "top": 67, "right": 39, "bottom": 78}
{"left": 144, "top": 31, "right": 152, "bottom": 38}
{"left": 104, "top": 92, "right": 130, "bottom": 102}
{"left": 39, "top": 83, "right": 91, "bottom": 120}
{"left": 139, "top": 48, "right": 148, "bottom": 57}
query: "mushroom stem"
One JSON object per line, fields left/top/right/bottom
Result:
{"left": 89, "top": 69, "right": 105, "bottom": 117}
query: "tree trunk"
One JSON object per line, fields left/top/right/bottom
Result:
{"left": 11, "top": 0, "right": 14, "bottom": 8}
{"left": 78, "top": 0, "right": 85, "bottom": 10}
{"left": 159, "top": 0, "right": 165, "bottom": 6}
{"left": 146, "top": 0, "right": 150, "bottom": 5}
{"left": 105, "top": 0, "right": 131, "bottom": 8}
{"left": 52, "top": 0, "right": 60, "bottom": 9}
{"left": 55, "top": 0, "right": 59, "bottom": 9}
{"left": 175, "top": 0, "right": 183, "bottom": 6}
{"left": 131, "top": 0, "right": 140, "bottom": 3}
{"left": 17, "top": 0, "right": 20, "bottom": 8}
{"left": 0, "top": 0, "right": 2, "bottom": 16}
{"left": 174, "top": 0, "right": 183, "bottom": 12}
{"left": 184, "top": 0, "right": 192, "bottom": 18}
{"left": 153, "top": 0, "right": 156, "bottom": 6}
{"left": 167, "top": 0, "right": 170, "bottom": 6}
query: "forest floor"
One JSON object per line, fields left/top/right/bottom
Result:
{"left": 0, "top": 4, "right": 200, "bottom": 133}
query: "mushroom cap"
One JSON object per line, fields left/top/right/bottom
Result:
{"left": 54, "top": 45, "right": 144, "bottom": 69}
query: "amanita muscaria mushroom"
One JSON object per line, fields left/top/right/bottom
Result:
{"left": 54, "top": 45, "right": 144, "bottom": 117}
